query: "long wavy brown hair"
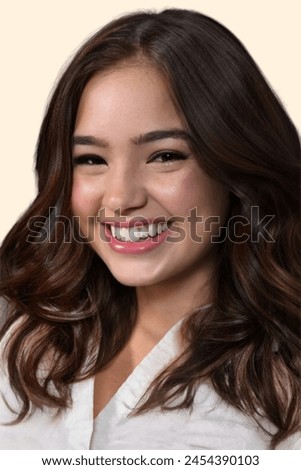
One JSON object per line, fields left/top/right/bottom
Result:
{"left": 0, "top": 9, "right": 300, "bottom": 448}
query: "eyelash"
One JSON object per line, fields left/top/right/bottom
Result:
{"left": 73, "top": 155, "right": 106, "bottom": 166}
{"left": 73, "top": 151, "right": 189, "bottom": 166}
{"left": 148, "top": 151, "right": 189, "bottom": 164}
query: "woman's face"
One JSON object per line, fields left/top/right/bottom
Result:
{"left": 71, "top": 63, "right": 229, "bottom": 287}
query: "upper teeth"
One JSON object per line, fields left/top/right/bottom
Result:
{"left": 110, "top": 223, "right": 168, "bottom": 241}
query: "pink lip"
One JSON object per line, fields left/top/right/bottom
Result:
{"left": 104, "top": 224, "right": 170, "bottom": 254}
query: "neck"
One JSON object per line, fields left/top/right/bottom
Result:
{"left": 135, "top": 263, "right": 214, "bottom": 340}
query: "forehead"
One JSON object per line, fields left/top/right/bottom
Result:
{"left": 74, "top": 64, "right": 185, "bottom": 136}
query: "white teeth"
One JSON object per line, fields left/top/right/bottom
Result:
{"left": 149, "top": 224, "right": 157, "bottom": 237}
{"left": 134, "top": 226, "right": 149, "bottom": 238}
{"left": 157, "top": 222, "right": 167, "bottom": 234}
{"left": 129, "top": 227, "right": 140, "bottom": 242}
{"left": 119, "top": 227, "right": 128, "bottom": 240}
{"left": 110, "top": 225, "right": 120, "bottom": 238}
{"left": 109, "top": 222, "right": 169, "bottom": 241}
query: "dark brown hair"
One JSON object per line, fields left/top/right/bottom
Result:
{"left": 0, "top": 9, "right": 300, "bottom": 448}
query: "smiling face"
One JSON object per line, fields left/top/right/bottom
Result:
{"left": 71, "top": 63, "right": 229, "bottom": 289}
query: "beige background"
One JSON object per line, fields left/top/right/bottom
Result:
{"left": 0, "top": 0, "right": 300, "bottom": 242}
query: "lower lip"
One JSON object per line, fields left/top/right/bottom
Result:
{"left": 104, "top": 225, "right": 170, "bottom": 254}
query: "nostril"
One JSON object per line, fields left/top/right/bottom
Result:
{"left": 102, "top": 184, "right": 148, "bottom": 214}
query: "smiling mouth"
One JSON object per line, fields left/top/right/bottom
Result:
{"left": 107, "top": 222, "right": 171, "bottom": 242}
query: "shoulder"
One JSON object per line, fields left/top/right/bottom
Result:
{"left": 188, "top": 383, "right": 270, "bottom": 449}
{"left": 192, "top": 382, "right": 301, "bottom": 450}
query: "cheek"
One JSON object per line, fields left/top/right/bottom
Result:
{"left": 152, "top": 169, "right": 229, "bottom": 246}
{"left": 178, "top": 170, "right": 229, "bottom": 220}
{"left": 178, "top": 174, "right": 206, "bottom": 213}
{"left": 152, "top": 169, "right": 226, "bottom": 218}
{"left": 149, "top": 171, "right": 202, "bottom": 216}
{"left": 71, "top": 177, "right": 102, "bottom": 217}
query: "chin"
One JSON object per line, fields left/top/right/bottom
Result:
{"left": 109, "top": 273, "right": 158, "bottom": 287}
{"left": 105, "top": 264, "right": 164, "bottom": 287}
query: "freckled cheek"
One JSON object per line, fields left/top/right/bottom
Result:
{"left": 151, "top": 170, "right": 229, "bottom": 229}
{"left": 151, "top": 172, "right": 208, "bottom": 216}
{"left": 176, "top": 175, "right": 206, "bottom": 214}
{"left": 71, "top": 177, "right": 103, "bottom": 218}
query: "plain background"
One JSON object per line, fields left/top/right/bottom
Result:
{"left": 0, "top": 0, "right": 300, "bottom": 242}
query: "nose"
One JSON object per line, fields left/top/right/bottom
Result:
{"left": 101, "top": 164, "right": 147, "bottom": 215}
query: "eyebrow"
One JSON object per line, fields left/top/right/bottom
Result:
{"left": 72, "top": 129, "right": 192, "bottom": 148}
{"left": 133, "top": 129, "right": 192, "bottom": 145}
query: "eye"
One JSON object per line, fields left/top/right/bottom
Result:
{"left": 72, "top": 155, "right": 107, "bottom": 166}
{"left": 148, "top": 151, "right": 189, "bottom": 164}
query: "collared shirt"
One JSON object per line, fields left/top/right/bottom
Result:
{"left": 0, "top": 312, "right": 300, "bottom": 450}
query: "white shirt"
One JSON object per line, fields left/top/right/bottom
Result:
{"left": 0, "top": 313, "right": 300, "bottom": 450}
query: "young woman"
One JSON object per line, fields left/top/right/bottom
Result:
{"left": 0, "top": 9, "right": 300, "bottom": 450}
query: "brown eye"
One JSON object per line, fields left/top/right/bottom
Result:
{"left": 73, "top": 155, "right": 107, "bottom": 166}
{"left": 148, "top": 151, "right": 189, "bottom": 164}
